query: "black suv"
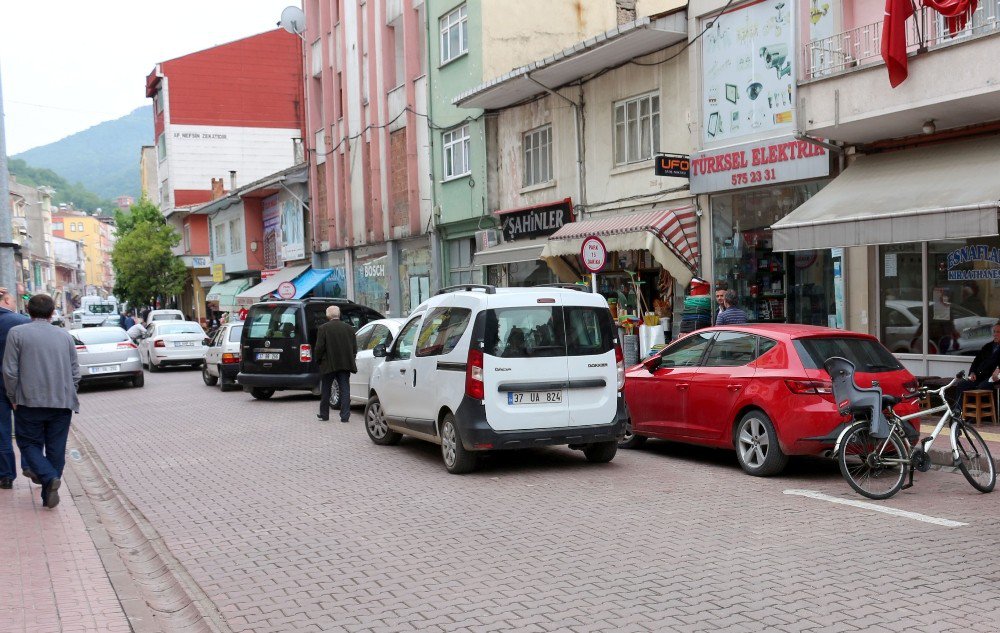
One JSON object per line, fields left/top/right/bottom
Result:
{"left": 237, "top": 298, "right": 383, "bottom": 400}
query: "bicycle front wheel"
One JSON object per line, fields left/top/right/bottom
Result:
{"left": 953, "top": 423, "right": 996, "bottom": 493}
{"left": 838, "top": 422, "right": 908, "bottom": 500}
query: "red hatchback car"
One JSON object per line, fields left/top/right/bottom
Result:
{"left": 622, "top": 324, "right": 920, "bottom": 476}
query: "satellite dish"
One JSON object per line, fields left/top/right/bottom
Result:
{"left": 279, "top": 6, "right": 306, "bottom": 35}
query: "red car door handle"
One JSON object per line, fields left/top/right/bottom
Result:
{"left": 727, "top": 384, "right": 742, "bottom": 391}
{"left": 677, "top": 383, "right": 689, "bottom": 391}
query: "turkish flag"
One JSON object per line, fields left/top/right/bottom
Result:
{"left": 881, "top": 0, "right": 914, "bottom": 88}
{"left": 924, "top": 0, "right": 978, "bottom": 36}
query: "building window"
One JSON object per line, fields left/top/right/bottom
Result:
{"left": 448, "top": 237, "right": 478, "bottom": 284}
{"left": 53, "top": 222, "right": 63, "bottom": 231}
{"left": 156, "top": 133, "right": 166, "bottom": 160}
{"left": 614, "top": 92, "right": 660, "bottom": 165}
{"left": 522, "top": 125, "right": 552, "bottom": 187}
{"left": 442, "top": 124, "right": 470, "bottom": 180}
{"left": 229, "top": 218, "right": 243, "bottom": 253}
{"left": 439, "top": 4, "right": 468, "bottom": 65}
{"left": 214, "top": 223, "right": 226, "bottom": 256}
{"left": 183, "top": 224, "right": 191, "bottom": 252}
{"left": 154, "top": 88, "right": 163, "bottom": 114}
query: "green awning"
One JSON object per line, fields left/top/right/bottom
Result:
{"left": 206, "top": 278, "right": 251, "bottom": 311}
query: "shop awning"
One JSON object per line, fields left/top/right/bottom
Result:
{"left": 197, "top": 275, "right": 215, "bottom": 288}
{"left": 473, "top": 241, "right": 546, "bottom": 267}
{"left": 291, "top": 268, "right": 334, "bottom": 299}
{"left": 235, "top": 264, "right": 310, "bottom": 306}
{"left": 206, "top": 278, "right": 252, "bottom": 311}
{"left": 540, "top": 205, "right": 700, "bottom": 284}
{"left": 771, "top": 136, "right": 1000, "bottom": 252}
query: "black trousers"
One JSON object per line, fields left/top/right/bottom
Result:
{"left": 319, "top": 371, "right": 351, "bottom": 421}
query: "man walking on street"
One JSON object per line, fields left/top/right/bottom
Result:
{"left": 0, "top": 288, "right": 31, "bottom": 489}
{"left": 3, "top": 294, "right": 81, "bottom": 508}
{"left": 314, "top": 305, "right": 357, "bottom": 423}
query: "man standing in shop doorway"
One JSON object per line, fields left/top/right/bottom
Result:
{"left": 716, "top": 290, "right": 749, "bottom": 325}
{"left": 714, "top": 283, "right": 729, "bottom": 325}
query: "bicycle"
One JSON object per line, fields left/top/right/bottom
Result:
{"left": 825, "top": 356, "right": 996, "bottom": 500}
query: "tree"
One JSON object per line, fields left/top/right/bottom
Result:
{"left": 111, "top": 200, "right": 187, "bottom": 308}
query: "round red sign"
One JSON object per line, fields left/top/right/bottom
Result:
{"left": 580, "top": 236, "right": 608, "bottom": 273}
{"left": 277, "top": 281, "right": 296, "bottom": 299}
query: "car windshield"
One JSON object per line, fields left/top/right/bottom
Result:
{"left": 796, "top": 337, "right": 903, "bottom": 373}
{"left": 87, "top": 304, "right": 116, "bottom": 314}
{"left": 155, "top": 323, "right": 205, "bottom": 335}
{"left": 73, "top": 329, "right": 129, "bottom": 345}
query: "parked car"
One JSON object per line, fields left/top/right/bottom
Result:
{"left": 349, "top": 318, "right": 406, "bottom": 405}
{"left": 622, "top": 324, "right": 920, "bottom": 477}
{"left": 365, "top": 284, "right": 627, "bottom": 474}
{"left": 138, "top": 321, "right": 209, "bottom": 371}
{"left": 72, "top": 326, "right": 143, "bottom": 388}
{"left": 99, "top": 315, "right": 121, "bottom": 328}
{"left": 237, "top": 298, "right": 383, "bottom": 401}
{"left": 882, "top": 299, "right": 997, "bottom": 355}
{"left": 51, "top": 310, "right": 65, "bottom": 328}
{"left": 146, "top": 309, "right": 185, "bottom": 323}
{"left": 202, "top": 322, "right": 244, "bottom": 391}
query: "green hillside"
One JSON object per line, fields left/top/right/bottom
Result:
{"left": 12, "top": 104, "right": 153, "bottom": 202}
{"left": 7, "top": 158, "right": 115, "bottom": 212}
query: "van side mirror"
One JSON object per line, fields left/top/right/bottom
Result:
{"left": 643, "top": 355, "right": 662, "bottom": 373}
{"left": 373, "top": 344, "right": 387, "bottom": 358}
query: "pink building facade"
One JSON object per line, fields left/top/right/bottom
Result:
{"left": 304, "top": 0, "right": 433, "bottom": 317}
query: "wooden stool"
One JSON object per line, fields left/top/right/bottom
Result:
{"left": 962, "top": 390, "right": 996, "bottom": 425}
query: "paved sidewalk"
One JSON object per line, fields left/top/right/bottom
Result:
{"left": 0, "top": 448, "right": 131, "bottom": 633}
{"left": 922, "top": 422, "right": 1000, "bottom": 469}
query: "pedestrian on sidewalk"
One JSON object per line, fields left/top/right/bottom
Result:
{"left": 0, "top": 287, "right": 31, "bottom": 490}
{"left": 2, "top": 294, "right": 81, "bottom": 508}
{"left": 715, "top": 289, "right": 749, "bottom": 325}
{"left": 314, "top": 305, "right": 357, "bottom": 423}
{"left": 951, "top": 323, "right": 1000, "bottom": 412}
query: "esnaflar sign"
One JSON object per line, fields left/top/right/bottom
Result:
{"left": 498, "top": 198, "right": 574, "bottom": 242}
{"left": 689, "top": 134, "right": 830, "bottom": 193}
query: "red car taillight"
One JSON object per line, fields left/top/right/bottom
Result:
{"left": 75, "top": 344, "right": 86, "bottom": 352}
{"left": 615, "top": 344, "right": 625, "bottom": 391}
{"left": 300, "top": 344, "right": 312, "bottom": 362}
{"left": 117, "top": 342, "right": 137, "bottom": 350}
{"left": 785, "top": 379, "right": 833, "bottom": 396}
{"left": 222, "top": 352, "right": 241, "bottom": 364}
{"left": 465, "top": 348, "right": 484, "bottom": 400}
{"left": 154, "top": 339, "right": 166, "bottom": 348}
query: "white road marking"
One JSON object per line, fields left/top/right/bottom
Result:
{"left": 783, "top": 489, "right": 968, "bottom": 527}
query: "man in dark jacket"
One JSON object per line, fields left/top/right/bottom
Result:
{"left": 952, "top": 323, "right": 1000, "bottom": 411}
{"left": 314, "top": 305, "right": 357, "bottom": 422}
{"left": 0, "top": 287, "right": 31, "bottom": 489}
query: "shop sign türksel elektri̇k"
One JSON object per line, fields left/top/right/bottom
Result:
{"left": 688, "top": 134, "right": 830, "bottom": 194}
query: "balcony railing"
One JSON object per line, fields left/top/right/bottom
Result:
{"left": 804, "top": 1, "right": 1000, "bottom": 79}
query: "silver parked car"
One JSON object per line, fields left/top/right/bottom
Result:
{"left": 138, "top": 321, "right": 209, "bottom": 372}
{"left": 72, "top": 327, "right": 144, "bottom": 388}
{"left": 348, "top": 318, "right": 405, "bottom": 405}
{"left": 202, "top": 322, "right": 244, "bottom": 391}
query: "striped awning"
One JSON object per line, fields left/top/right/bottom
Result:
{"left": 541, "top": 205, "right": 700, "bottom": 284}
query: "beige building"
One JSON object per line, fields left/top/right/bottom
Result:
{"left": 53, "top": 210, "right": 116, "bottom": 294}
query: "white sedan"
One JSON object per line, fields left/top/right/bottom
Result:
{"left": 345, "top": 318, "right": 406, "bottom": 406}
{"left": 138, "top": 321, "right": 209, "bottom": 372}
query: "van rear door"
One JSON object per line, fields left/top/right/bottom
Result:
{"left": 563, "top": 305, "right": 618, "bottom": 428}
{"left": 481, "top": 302, "right": 570, "bottom": 431}
{"left": 241, "top": 303, "right": 305, "bottom": 374}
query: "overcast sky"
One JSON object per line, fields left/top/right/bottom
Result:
{"left": 1, "top": 0, "right": 300, "bottom": 155}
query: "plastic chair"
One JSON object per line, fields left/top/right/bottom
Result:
{"left": 824, "top": 356, "right": 892, "bottom": 438}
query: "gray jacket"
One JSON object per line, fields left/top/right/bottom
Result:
{"left": 3, "top": 320, "right": 80, "bottom": 412}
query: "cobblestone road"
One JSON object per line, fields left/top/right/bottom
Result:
{"left": 72, "top": 368, "right": 1000, "bottom": 632}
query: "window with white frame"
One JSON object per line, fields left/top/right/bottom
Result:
{"left": 442, "top": 124, "right": 470, "bottom": 179}
{"left": 229, "top": 218, "right": 243, "bottom": 253}
{"left": 522, "top": 125, "right": 552, "bottom": 187}
{"left": 614, "top": 92, "right": 660, "bottom": 165}
{"left": 439, "top": 4, "right": 468, "bottom": 65}
{"left": 214, "top": 223, "right": 226, "bottom": 256}
{"left": 448, "top": 237, "right": 478, "bottom": 284}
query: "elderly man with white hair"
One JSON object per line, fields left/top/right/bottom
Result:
{"left": 313, "top": 304, "right": 358, "bottom": 422}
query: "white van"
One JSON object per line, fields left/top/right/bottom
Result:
{"left": 365, "top": 284, "right": 626, "bottom": 473}
{"left": 79, "top": 295, "right": 119, "bottom": 327}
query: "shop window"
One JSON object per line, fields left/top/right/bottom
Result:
{"left": 229, "top": 218, "right": 243, "bottom": 253}
{"left": 879, "top": 243, "right": 924, "bottom": 354}
{"left": 214, "top": 223, "right": 226, "bottom": 256}
{"left": 614, "top": 92, "right": 660, "bottom": 165}
{"left": 522, "top": 125, "right": 552, "bottom": 187}
{"left": 927, "top": 238, "right": 997, "bottom": 355}
{"left": 439, "top": 4, "right": 468, "bottom": 65}
{"left": 442, "top": 124, "right": 470, "bottom": 179}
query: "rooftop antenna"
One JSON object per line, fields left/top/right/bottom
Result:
{"left": 278, "top": 6, "right": 307, "bottom": 39}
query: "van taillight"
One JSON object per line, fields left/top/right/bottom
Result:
{"left": 786, "top": 379, "right": 833, "bottom": 395}
{"left": 466, "top": 348, "right": 484, "bottom": 400}
{"left": 300, "top": 344, "right": 312, "bottom": 362}
{"left": 615, "top": 344, "right": 625, "bottom": 391}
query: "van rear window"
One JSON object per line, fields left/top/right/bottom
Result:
{"left": 247, "top": 305, "right": 300, "bottom": 339}
{"left": 796, "top": 337, "right": 903, "bottom": 373}
{"left": 484, "top": 306, "right": 615, "bottom": 358}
